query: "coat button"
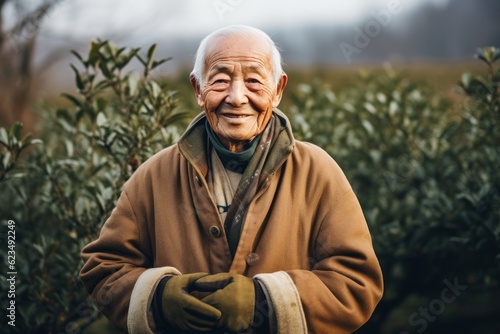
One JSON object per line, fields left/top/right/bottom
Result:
{"left": 246, "top": 253, "right": 260, "bottom": 266}
{"left": 209, "top": 226, "right": 221, "bottom": 237}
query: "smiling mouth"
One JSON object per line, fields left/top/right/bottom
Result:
{"left": 221, "top": 114, "right": 251, "bottom": 118}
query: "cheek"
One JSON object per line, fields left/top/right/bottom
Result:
{"left": 205, "top": 111, "right": 219, "bottom": 131}
{"left": 202, "top": 90, "right": 225, "bottom": 112}
{"left": 202, "top": 91, "right": 224, "bottom": 130}
{"left": 256, "top": 109, "right": 273, "bottom": 130}
{"left": 250, "top": 89, "right": 276, "bottom": 124}
{"left": 251, "top": 86, "right": 276, "bottom": 110}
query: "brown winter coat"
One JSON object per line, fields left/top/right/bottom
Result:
{"left": 80, "top": 109, "right": 383, "bottom": 333}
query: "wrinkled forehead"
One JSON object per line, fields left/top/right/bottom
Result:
{"left": 203, "top": 34, "right": 273, "bottom": 70}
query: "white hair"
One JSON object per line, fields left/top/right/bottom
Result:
{"left": 191, "top": 25, "right": 284, "bottom": 88}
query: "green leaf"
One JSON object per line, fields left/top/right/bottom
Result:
{"left": 460, "top": 72, "right": 471, "bottom": 88}
{"left": 64, "top": 139, "right": 74, "bottom": 157}
{"left": 363, "top": 102, "right": 376, "bottom": 114}
{"left": 117, "top": 48, "right": 140, "bottom": 69}
{"left": 57, "top": 118, "right": 77, "bottom": 134}
{"left": 95, "top": 192, "right": 106, "bottom": 212}
{"left": 33, "top": 243, "right": 45, "bottom": 256}
{"left": 96, "top": 112, "right": 108, "bottom": 127}
{"left": 362, "top": 119, "right": 374, "bottom": 135}
{"left": 61, "top": 93, "right": 82, "bottom": 107}
{"left": 493, "top": 48, "right": 500, "bottom": 62}
{"left": 473, "top": 76, "right": 494, "bottom": 93}
{"left": 106, "top": 132, "right": 117, "bottom": 146}
{"left": 98, "top": 61, "right": 113, "bottom": 79}
{"left": 0, "top": 127, "right": 9, "bottom": 148}
{"left": 151, "top": 57, "right": 171, "bottom": 70}
{"left": 136, "top": 54, "right": 147, "bottom": 66}
{"left": 475, "top": 52, "right": 489, "bottom": 65}
{"left": 116, "top": 46, "right": 126, "bottom": 58}
{"left": 87, "top": 73, "right": 96, "bottom": 84}
{"left": 70, "top": 50, "right": 86, "bottom": 66}
{"left": 475, "top": 47, "right": 499, "bottom": 65}
{"left": 88, "top": 40, "right": 106, "bottom": 66}
{"left": 94, "top": 80, "right": 113, "bottom": 92}
{"left": 20, "top": 133, "right": 32, "bottom": 149}
{"left": 10, "top": 122, "right": 23, "bottom": 140}
{"left": 122, "top": 75, "right": 137, "bottom": 97}
{"left": 31, "top": 139, "right": 43, "bottom": 145}
{"left": 147, "top": 44, "right": 157, "bottom": 66}
{"left": 70, "top": 64, "right": 85, "bottom": 90}
{"left": 2, "top": 151, "right": 12, "bottom": 169}
{"left": 162, "top": 111, "right": 189, "bottom": 126}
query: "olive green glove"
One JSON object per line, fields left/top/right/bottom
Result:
{"left": 161, "top": 273, "right": 222, "bottom": 332}
{"left": 194, "top": 272, "right": 255, "bottom": 332}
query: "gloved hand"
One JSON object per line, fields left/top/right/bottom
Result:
{"left": 161, "top": 273, "right": 222, "bottom": 332}
{"left": 194, "top": 272, "right": 255, "bottom": 332}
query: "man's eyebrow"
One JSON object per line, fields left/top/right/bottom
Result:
{"left": 210, "top": 64, "right": 232, "bottom": 74}
{"left": 207, "top": 63, "right": 267, "bottom": 76}
{"left": 244, "top": 64, "right": 266, "bottom": 75}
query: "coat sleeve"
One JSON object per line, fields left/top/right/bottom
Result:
{"left": 259, "top": 146, "right": 383, "bottom": 333}
{"left": 298, "top": 189, "right": 383, "bottom": 333}
{"left": 79, "top": 187, "right": 180, "bottom": 333}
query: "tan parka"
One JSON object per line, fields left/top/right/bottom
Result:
{"left": 80, "top": 110, "right": 383, "bottom": 334}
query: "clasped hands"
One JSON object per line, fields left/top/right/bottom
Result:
{"left": 161, "top": 272, "right": 255, "bottom": 332}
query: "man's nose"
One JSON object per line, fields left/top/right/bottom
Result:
{"left": 225, "top": 80, "right": 247, "bottom": 106}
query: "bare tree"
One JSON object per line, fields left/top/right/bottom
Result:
{"left": 0, "top": 0, "right": 63, "bottom": 127}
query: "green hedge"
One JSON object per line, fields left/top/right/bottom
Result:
{"left": 0, "top": 41, "right": 187, "bottom": 333}
{"left": 285, "top": 47, "right": 500, "bottom": 333}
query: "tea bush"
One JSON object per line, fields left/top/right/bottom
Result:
{"left": 0, "top": 41, "right": 187, "bottom": 333}
{"left": 285, "top": 47, "right": 500, "bottom": 332}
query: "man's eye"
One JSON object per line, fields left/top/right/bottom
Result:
{"left": 247, "top": 78, "right": 260, "bottom": 84}
{"left": 213, "top": 79, "right": 228, "bottom": 84}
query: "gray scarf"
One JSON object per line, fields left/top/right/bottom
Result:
{"left": 215, "top": 116, "right": 278, "bottom": 257}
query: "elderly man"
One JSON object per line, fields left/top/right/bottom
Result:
{"left": 80, "top": 25, "right": 383, "bottom": 334}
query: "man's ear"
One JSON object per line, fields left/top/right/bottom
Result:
{"left": 190, "top": 74, "right": 205, "bottom": 108}
{"left": 272, "top": 73, "right": 288, "bottom": 108}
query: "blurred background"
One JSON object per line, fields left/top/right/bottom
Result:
{"left": 1, "top": 0, "right": 499, "bottom": 333}
{"left": 2, "top": 0, "right": 500, "bottom": 126}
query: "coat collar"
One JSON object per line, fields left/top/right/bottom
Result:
{"left": 177, "top": 109, "right": 295, "bottom": 177}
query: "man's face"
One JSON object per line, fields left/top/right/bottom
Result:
{"left": 191, "top": 34, "right": 287, "bottom": 152}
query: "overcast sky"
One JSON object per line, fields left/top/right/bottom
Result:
{"left": 38, "top": 0, "right": 451, "bottom": 41}
{"left": 5, "top": 0, "right": 499, "bottom": 95}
